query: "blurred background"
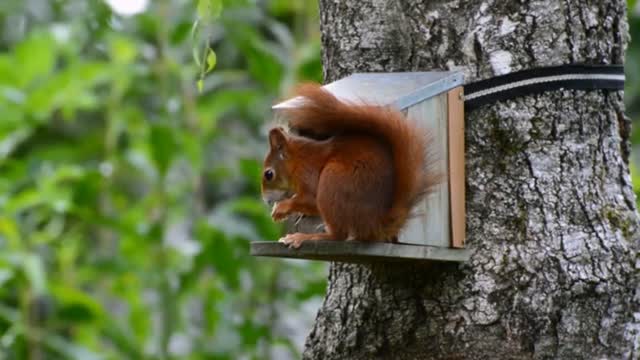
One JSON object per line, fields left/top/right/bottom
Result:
{"left": 0, "top": 0, "right": 638, "bottom": 359}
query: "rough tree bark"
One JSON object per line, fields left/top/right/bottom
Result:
{"left": 303, "top": 1, "right": 640, "bottom": 359}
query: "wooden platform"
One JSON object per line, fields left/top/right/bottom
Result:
{"left": 250, "top": 240, "right": 471, "bottom": 263}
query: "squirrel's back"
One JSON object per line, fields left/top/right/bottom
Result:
{"left": 281, "top": 84, "right": 440, "bottom": 239}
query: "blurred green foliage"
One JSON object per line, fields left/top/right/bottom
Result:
{"left": 0, "top": 0, "right": 639, "bottom": 359}
{"left": 626, "top": 1, "right": 640, "bottom": 204}
{"left": 0, "top": 0, "right": 324, "bottom": 359}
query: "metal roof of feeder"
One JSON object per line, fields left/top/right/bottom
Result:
{"left": 273, "top": 71, "right": 464, "bottom": 110}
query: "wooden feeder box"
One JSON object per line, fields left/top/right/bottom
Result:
{"left": 251, "top": 72, "right": 470, "bottom": 263}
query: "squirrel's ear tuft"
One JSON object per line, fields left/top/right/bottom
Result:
{"left": 268, "top": 127, "right": 288, "bottom": 155}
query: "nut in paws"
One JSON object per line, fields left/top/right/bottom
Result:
{"left": 271, "top": 207, "right": 288, "bottom": 222}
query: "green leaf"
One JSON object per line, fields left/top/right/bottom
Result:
{"left": 239, "top": 320, "right": 269, "bottom": 347}
{"left": 296, "top": 41, "right": 323, "bottom": 82}
{"left": 0, "top": 269, "right": 13, "bottom": 287}
{"left": 197, "top": 0, "right": 223, "bottom": 20}
{"left": 197, "top": 0, "right": 209, "bottom": 19}
{"left": 0, "top": 217, "right": 22, "bottom": 249}
{"left": 102, "top": 322, "right": 145, "bottom": 359}
{"left": 190, "top": 18, "right": 200, "bottom": 39}
{"left": 211, "top": 0, "right": 223, "bottom": 19}
{"left": 149, "top": 124, "right": 178, "bottom": 176}
{"left": 22, "top": 254, "right": 47, "bottom": 296}
{"left": 181, "top": 132, "right": 203, "bottom": 170}
{"left": 0, "top": 128, "right": 32, "bottom": 162}
{"left": 194, "top": 221, "right": 241, "bottom": 289}
{"left": 43, "top": 335, "right": 103, "bottom": 360}
{"left": 0, "top": 55, "right": 19, "bottom": 86}
{"left": 5, "top": 188, "right": 41, "bottom": 214}
{"left": 228, "top": 197, "right": 282, "bottom": 240}
{"left": 231, "top": 26, "right": 285, "bottom": 91}
{"left": 57, "top": 303, "right": 95, "bottom": 323}
{"left": 0, "top": 302, "right": 19, "bottom": 323}
{"left": 171, "top": 21, "right": 194, "bottom": 45}
{"left": 239, "top": 158, "right": 261, "bottom": 193}
{"left": 128, "top": 302, "right": 151, "bottom": 343}
{"left": 191, "top": 20, "right": 201, "bottom": 66}
{"left": 26, "top": 61, "right": 109, "bottom": 117}
{"left": 14, "top": 31, "right": 56, "bottom": 87}
{"left": 109, "top": 35, "right": 137, "bottom": 64}
{"left": 295, "top": 279, "right": 327, "bottom": 301}
{"left": 197, "top": 79, "right": 204, "bottom": 93}
{"left": 206, "top": 48, "right": 217, "bottom": 73}
{"left": 51, "top": 285, "right": 105, "bottom": 324}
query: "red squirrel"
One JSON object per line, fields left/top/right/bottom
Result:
{"left": 261, "top": 83, "right": 440, "bottom": 248}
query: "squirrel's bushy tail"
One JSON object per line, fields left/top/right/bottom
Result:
{"left": 282, "top": 83, "right": 441, "bottom": 239}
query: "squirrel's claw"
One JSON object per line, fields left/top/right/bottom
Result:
{"left": 271, "top": 205, "right": 288, "bottom": 223}
{"left": 278, "top": 233, "right": 306, "bottom": 248}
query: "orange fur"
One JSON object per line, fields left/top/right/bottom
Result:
{"left": 261, "top": 83, "right": 440, "bottom": 248}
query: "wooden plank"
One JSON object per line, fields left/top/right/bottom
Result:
{"left": 402, "top": 95, "right": 449, "bottom": 247}
{"left": 250, "top": 241, "right": 471, "bottom": 263}
{"left": 447, "top": 87, "right": 466, "bottom": 248}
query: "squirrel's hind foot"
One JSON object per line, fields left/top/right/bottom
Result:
{"left": 278, "top": 232, "right": 334, "bottom": 248}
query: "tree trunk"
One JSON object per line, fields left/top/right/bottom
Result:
{"left": 304, "top": 1, "right": 640, "bottom": 359}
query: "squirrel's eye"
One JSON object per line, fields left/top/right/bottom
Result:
{"left": 263, "top": 169, "right": 274, "bottom": 181}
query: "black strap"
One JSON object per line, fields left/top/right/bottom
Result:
{"left": 464, "top": 64, "right": 625, "bottom": 111}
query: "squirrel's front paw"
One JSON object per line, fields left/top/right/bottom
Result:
{"left": 278, "top": 233, "right": 307, "bottom": 248}
{"left": 271, "top": 205, "right": 290, "bottom": 222}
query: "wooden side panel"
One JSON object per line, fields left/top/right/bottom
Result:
{"left": 400, "top": 95, "right": 450, "bottom": 247}
{"left": 448, "top": 87, "right": 465, "bottom": 248}
{"left": 398, "top": 108, "right": 425, "bottom": 244}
